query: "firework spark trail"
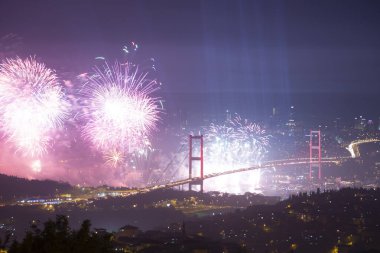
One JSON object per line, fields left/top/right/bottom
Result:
{"left": 81, "top": 62, "right": 161, "bottom": 156}
{"left": 0, "top": 57, "right": 68, "bottom": 157}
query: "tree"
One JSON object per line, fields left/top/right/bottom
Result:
{"left": 0, "top": 228, "right": 12, "bottom": 251}
{"left": 9, "top": 216, "right": 113, "bottom": 253}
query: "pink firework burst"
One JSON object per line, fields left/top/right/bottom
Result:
{"left": 0, "top": 57, "right": 68, "bottom": 157}
{"left": 81, "top": 62, "right": 161, "bottom": 154}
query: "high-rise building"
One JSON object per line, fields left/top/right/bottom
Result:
{"left": 367, "top": 120, "right": 375, "bottom": 132}
{"left": 354, "top": 116, "right": 366, "bottom": 130}
{"left": 334, "top": 117, "right": 341, "bottom": 130}
{"left": 286, "top": 106, "right": 296, "bottom": 133}
{"left": 225, "top": 109, "right": 231, "bottom": 122}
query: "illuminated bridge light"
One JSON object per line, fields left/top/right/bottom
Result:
{"left": 346, "top": 139, "right": 380, "bottom": 158}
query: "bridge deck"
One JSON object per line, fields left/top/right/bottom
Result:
{"left": 138, "top": 157, "right": 347, "bottom": 193}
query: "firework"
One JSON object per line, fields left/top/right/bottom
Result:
{"left": 0, "top": 57, "right": 68, "bottom": 157}
{"left": 31, "top": 159, "right": 42, "bottom": 173}
{"left": 201, "top": 114, "right": 270, "bottom": 193}
{"left": 205, "top": 115, "right": 269, "bottom": 164}
{"left": 81, "top": 62, "right": 161, "bottom": 155}
{"left": 104, "top": 150, "right": 125, "bottom": 167}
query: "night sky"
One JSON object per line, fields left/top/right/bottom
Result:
{"left": 0, "top": 0, "right": 380, "bottom": 117}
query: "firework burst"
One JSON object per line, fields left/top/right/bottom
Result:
{"left": 104, "top": 150, "right": 125, "bottom": 168}
{"left": 205, "top": 114, "right": 269, "bottom": 165}
{"left": 0, "top": 57, "right": 68, "bottom": 157}
{"left": 198, "top": 114, "right": 270, "bottom": 193}
{"left": 81, "top": 62, "right": 161, "bottom": 156}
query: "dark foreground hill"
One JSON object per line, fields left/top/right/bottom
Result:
{"left": 185, "top": 187, "right": 380, "bottom": 253}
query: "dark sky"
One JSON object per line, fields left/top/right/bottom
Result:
{"left": 0, "top": 0, "right": 380, "bottom": 117}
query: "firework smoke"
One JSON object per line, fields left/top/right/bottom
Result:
{"left": 0, "top": 33, "right": 23, "bottom": 59}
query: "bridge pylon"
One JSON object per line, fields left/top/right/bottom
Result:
{"left": 309, "top": 130, "right": 321, "bottom": 180}
{"left": 188, "top": 135, "right": 204, "bottom": 192}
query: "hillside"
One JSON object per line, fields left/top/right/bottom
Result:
{"left": 0, "top": 174, "right": 72, "bottom": 201}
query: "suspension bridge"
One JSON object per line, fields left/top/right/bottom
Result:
{"left": 139, "top": 131, "right": 379, "bottom": 193}
{"left": 138, "top": 157, "right": 346, "bottom": 194}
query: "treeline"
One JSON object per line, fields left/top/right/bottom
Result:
{"left": 7, "top": 215, "right": 113, "bottom": 253}
{"left": 0, "top": 174, "right": 72, "bottom": 201}
{"left": 93, "top": 188, "right": 278, "bottom": 209}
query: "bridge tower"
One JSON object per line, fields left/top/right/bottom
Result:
{"left": 188, "top": 135, "right": 204, "bottom": 192}
{"left": 309, "top": 130, "right": 321, "bottom": 179}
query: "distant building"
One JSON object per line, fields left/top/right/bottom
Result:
{"left": 225, "top": 109, "right": 231, "bottom": 122}
{"left": 354, "top": 116, "right": 366, "bottom": 130}
{"left": 94, "top": 228, "right": 108, "bottom": 237}
{"left": 333, "top": 117, "right": 341, "bottom": 130}
{"left": 367, "top": 119, "right": 375, "bottom": 132}
{"left": 115, "top": 225, "right": 140, "bottom": 240}
{"left": 268, "top": 106, "right": 280, "bottom": 130}
{"left": 286, "top": 105, "right": 296, "bottom": 134}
